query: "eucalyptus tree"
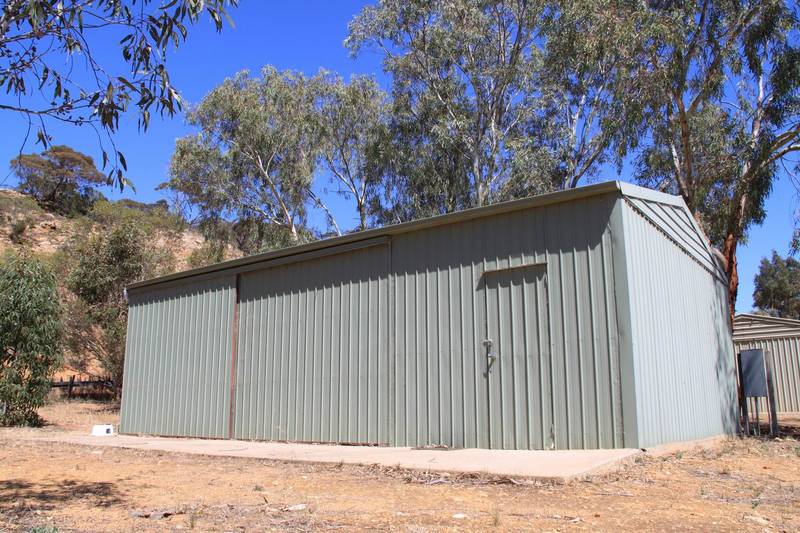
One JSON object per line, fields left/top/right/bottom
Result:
{"left": 314, "top": 72, "right": 389, "bottom": 231}
{"left": 633, "top": 0, "right": 800, "bottom": 317}
{"left": 378, "top": 111, "right": 474, "bottom": 223}
{"left": 346, "top": 0, "right": 542, "bottom": 208}
{"left": 346, "top": 0, "right": 645, "bottom": 214}
{"left": 11, "top": 145, "right": 106, "bottom": 216}
{"left": 753, "top": 251, "right": 800, "bottom": 319}
{"left": 1, "top": 0, "right": 237, "bottom": 185}
{"left": 510, "top": 0, "right": 649, "bottom": 193}
{"left": 369, "top": 68, "right": 474, "bottom": 224}
{"left": 162, "top": 67, "right": 335, "bottom": 248}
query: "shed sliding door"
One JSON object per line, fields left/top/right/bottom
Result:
{"left": 232, "top": 244, "right": 390, "bottom": 444}
{"left": 120, "top": 276, "right": 236, "bottom": 439}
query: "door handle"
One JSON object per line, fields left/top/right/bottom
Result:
{"left": 483, "top": 339, "right": 497, "bottom": 363}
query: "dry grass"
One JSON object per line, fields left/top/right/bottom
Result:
{"left": 0, "top": 402, "right": 798, "bottom": 531}
{"left": 41, "top": 400, "right": 119, "bottom": 433}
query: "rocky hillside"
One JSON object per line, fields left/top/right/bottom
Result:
{"left": 0, "top": 188, "right": 73, "bottom": 255}
{"left": 0, "top": 188, "right": 211, "bottom": 270}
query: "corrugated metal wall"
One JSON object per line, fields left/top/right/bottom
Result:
{"left": 233, "top": 243, "right": 390, "bottom": 443}
{"left": 734, "top": 336, "right": 800, "bottom": 413}
{"left": 390, "top": 194, "right": 624, "bottom": 449}
{"left": 121, "top": 192, "right": 626, "bottom": 449}
{"left": 618, "top": 199, "right": 737, "bottom": 448}
{"left": 120, "top": 275, "right": 236, "bottom": 437}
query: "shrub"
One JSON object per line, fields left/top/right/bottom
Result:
{"left": 187, "top": 240, "right": 227, "bottom": 268}
{"left": 0, "top": 254, "right": 63, "bottom": 425}
{"left": 87, "top": 198, "right": 185, "bottom": 236}
{"left": 9, "top": 219, "right": 28, "bottom": 244}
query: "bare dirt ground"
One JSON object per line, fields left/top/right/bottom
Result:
{"left": 1, "top": 402, "right": 799, "bottom": 532}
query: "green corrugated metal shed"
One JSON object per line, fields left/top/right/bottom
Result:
{"left": 120, "top": 181, "right": 738, "bottom": 450}
{"left": 733, "top": 314, "right": 800, "bottom": 413}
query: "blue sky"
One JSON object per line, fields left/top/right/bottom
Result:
{"left": 0, "top": 0, "right": 794, "bottom": 313}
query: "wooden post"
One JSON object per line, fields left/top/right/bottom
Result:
{"left": 67, "top": 375, "right": 75, "bottom": 399}
{"left": 765, "top": 351, "right": 779, "bottom": 436}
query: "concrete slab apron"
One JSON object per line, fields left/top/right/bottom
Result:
{"left": 41, "top": 434, "right": 640, "bottom": 482}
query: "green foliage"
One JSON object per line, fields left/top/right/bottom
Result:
{"left": 637, "top": 104, "right": 746, "bottom": 247}
{"left": 69, "top": 224, "right": 149, "bottom": 305}
{"left": 197, "top": 216, "right": 314, "bottom": 257}
{"left": 162, "top": 67, "right": 397, "bottom": 245}
{"left": 1, "top": 1, "right": 237, "bottom": 186}
{"left": 64, "top": 222, "right": 176, "bottom": 394}
{"left": 346, "top": 0, "right": 542, "bottom": 208}
{"left": 346, "top": 0, "right": 643, "bottom": 217}
{"left": 147, "top": 0, "right": 796, "bottom": 327}
{"left": 11, "top": 146, "right": 107, "bottom": 216}
{"left": 161, "top": 67, "right": 326, "bottom": 247}
{"left": 0, "top": 254, "right": 63, "bottom": 426}
{"left": 374, "top": 89, "right": 474, "bottom": 223}
{"left": 629, "top": 0, "right": 800, "bottom": 310}
{"left": 315, "top": 72, "right": 389, "bottom": 231}
{"left": 115, "top": 198, "right": 171, "bottom": 215}
{"left": 753, "top": 251, "right": 800, "bottom": 318}
{"left": 508, "top": 0, "right": 648, "bottom": 193}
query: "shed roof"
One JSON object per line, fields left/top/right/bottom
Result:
{"left": 733, "top": 313, "right": 800, "bottom": 341}
{"left": 129, "top": 180, "right": 703, "bottom": 291}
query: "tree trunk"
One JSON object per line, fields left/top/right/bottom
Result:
{"left": 720, "top": 187, "right": 750, "bottom": 327}
{"left": 473, "top": 152, "right": 487, "bottom": 207}
{"left": 358, "top": 201, "right": 367, "bottom": 232}
{"left": 476, "top": 181, "right": 487, "bottom": 206}
{"left": 721, "top": 232, "right": 738, "bottom": 326}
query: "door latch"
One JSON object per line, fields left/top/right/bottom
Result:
{"left": 483, "top": 339, "right": 497, "bottom": 361}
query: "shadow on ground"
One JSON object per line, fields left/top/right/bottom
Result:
{"left": 751, "top": 420, "right": 800, "bottom": 440}
{"left": 0, "top": 478, "right": 125, "bottom": 513}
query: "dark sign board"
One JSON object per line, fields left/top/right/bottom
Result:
{"left": 739, "top": 349, "right": 767, "bottom": 398}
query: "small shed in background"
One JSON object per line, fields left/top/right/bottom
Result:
{"left": 733, "top": 314, "right": 800, "bottom": 413}
{"left": 120, "top": 181, "right": 738, "bottom": 450}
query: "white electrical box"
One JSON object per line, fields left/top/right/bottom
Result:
{"left": 91, "top": 424, "right": 114, "bottom": 436}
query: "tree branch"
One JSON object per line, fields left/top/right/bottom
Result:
{"left": 308, "top": 189, "right": 342, "bottom": 236}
